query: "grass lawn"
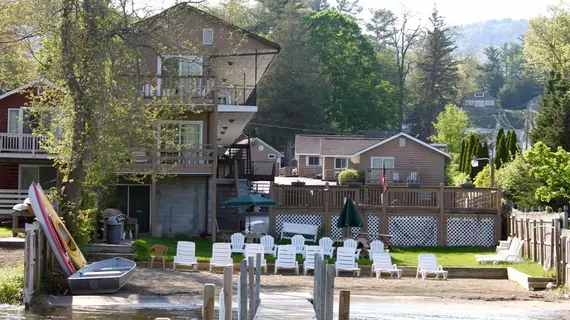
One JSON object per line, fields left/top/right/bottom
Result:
{"left": 508, "top": 260, "right": 556, "bottom": 278}
{"left": 0, "top": 226, "right": 12, "bottom": 238}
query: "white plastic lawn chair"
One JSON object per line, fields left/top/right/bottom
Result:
{"left": 371, "top": 252, "right": 401, "bottom": 279}
{"left": 274, "top": 245, "right": 299, "bottom": 275}
{"left": 369, "top": 240, "right": 389, "bottom": 257}
{"left": 173, "top": 241, "right": 198, "bottom": 271}
{"left": 209, "top": 243, "right": 233, "bottom": 272}
{"left": 476, "top": 239, "right": 523, "bottom": 265}
{"left": 244, "top": 243, "right": 267, "bottom": 273}
{"left": 335, "top": 247, "right": 360, "bottom": 277}
{"left": 495, "top": 236, "right": 514, "bottom": 254}
{"left": 416, "top": 254, "right": 448, "bottom": 280}
{"left": 230, "top": 233, "right": 246, "bottom": 254}
{"left": 319, "top": 237, "right": 335, "bottom": 258}
{"left": 303, "top": 245, "right": 323, "bottom": 276}
{"left": 260, "top": 235, "right": 277, "bottom": 257}
{"left": 343, "top": 239, "right": 362, "bottom": 259}
{"left": 291, "top": 235, "right": 306, "bottom": 257}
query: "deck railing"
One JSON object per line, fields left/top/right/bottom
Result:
{"left": 0, "top": 133, "right": 48, "bottom": 154}
{"left": 366, "top": 167, "right": 421, "bottom": 184}
{"left": 126, "top": 145, "right": 215, "bottom": 173}
{"left": 271, "top": 185, "right": 500, "bottom": 214}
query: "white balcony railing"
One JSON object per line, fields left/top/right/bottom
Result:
{"left": 0, "top": 133, "right": 48, "bottom": 154}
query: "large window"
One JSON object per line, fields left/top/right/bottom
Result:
{"left": 160, "top": 55, "right": 204, "bottom": 97}
{"left": 334, "top": 158, "right": 348, "bottom": 169}
{"left": 370, "top": 157, "right": 395, "bottom": 169}
{"left": 159, "top": 121, "right": 202, "bottom": 148}
{"left": 202, "top": 28, "right": 214, "bottom": 45}
{"left": 19, "top": 165, "right": 56, "bottom": 190}
{"left": 306, "top": 156, "right": 321, "bottom": 166}
{"left": 7, "top": 108, "right": 36, "bottom": 134}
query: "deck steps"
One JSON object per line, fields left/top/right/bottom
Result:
{"left": 87, "top": 241, "right": 135, "bottom": 262}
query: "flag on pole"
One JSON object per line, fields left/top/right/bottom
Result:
{"left": 381, "top": 163, "right": 389, "bottom": 194}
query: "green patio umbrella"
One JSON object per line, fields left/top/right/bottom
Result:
{"left": 223, "top": 194, "right": 277, "bottom": 233}
{"left": 336, "top": 196, "right": 363, "bottom": 238}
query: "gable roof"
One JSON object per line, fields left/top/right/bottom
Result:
{"left": 320, "top": 137, "right": 382, "bottom": 156}
{"left": 0, "top": 78, "right": 61, "bottom": 101}
{"left": 295, "top": 134, "right": 364, "bottom": 155}
{"left": 250, "top": 137, "right": 284, "bottom": 157}
{"left": 351, "top": 132, "right": 451, "bottom": 158}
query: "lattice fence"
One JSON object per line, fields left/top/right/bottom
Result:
{"left": 275, "top": 214, "right": 322, "bottom": 238}
{"left": 367, "top": 215, "right": 380, "bottom": 240}
{"left": 388, "top": 216, "right": 437, "bottom": 246}
{"left": 330, "top": 215, "right": 360, "bottom": 239}
{"left": 446, "top": 217, "right": 495, "bottom": 247}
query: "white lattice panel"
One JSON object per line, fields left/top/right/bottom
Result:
{"left": 330, "top": 215, "right": 360, "bottom": 239}
{"left": 367, "top": 216, "right": 380, "bottom": 240}
{"left": 447, "top": 217, "right": 495, "bottom": 247}
{"left": 388, "top": 216, "right": 437, "bottom": 246}
{"left": 276, "top": 214, "right": 322, "bottom": 238}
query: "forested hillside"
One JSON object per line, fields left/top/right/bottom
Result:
{"left": 455, "top": 19, "right": 529, "bottom": 56}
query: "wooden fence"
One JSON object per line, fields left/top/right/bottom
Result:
{"left": 23, "top": 222, "right": 52, "bottom": 307}
{"left": 509, "top": 207, "right": 570, "bottom": 286}
{"left": 270, "top": 185, "right": 502, "bottom": 247}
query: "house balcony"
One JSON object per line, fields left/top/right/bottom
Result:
{"left": 0, "top": 133, "right": 49, "bottom": 159}
{"left": 366, "top": 168, "right": 421, "bottom": 185}
{"left": 123, "top": 145, "right": 215, "bottom": 175}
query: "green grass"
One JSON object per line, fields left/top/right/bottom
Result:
{"left": 0, "top": 264, "right": 24, "bottom": 305}
{"left": 388, "top": 246, "right": 495, "bottom": 267}
{"left": 508, "top": 260, "right": 556, "bottom": 278}
{"left": 0, "top": 226, "right": 13, "bottom": 238}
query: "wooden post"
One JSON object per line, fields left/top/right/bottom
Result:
{"left": 313, "top": 256, "right": 321, "bottom": 319}
{"left": 554, "top": 224, "right": 561, "bottom": 286}
{"left": 203, "top": 284, "right": 215, "bottom": 320}
{"left": 551, "top": 219, "right": 556, "bottom": 271}
{"left": 324, "top": 189, "right": 331, "bottom": 237}
{"left": 269, "top": 207, "right": 276, "bottom": 237}
{"left": 34, "top": 227, "right": 41, "bottom": 293}
{"left": 316, "top": 257, "right": 326, "bottom": 320}
{"left": 338, "top": 290, "right": 350, "bottom": 320}
{"left": 223, "top": 266, "right": 233, "bottom": 320}
{"left": 248, "top": 256, "right": 255, "bottom": 320}
{"left": 438, "top": 183, "right": 445, "bottom": 246}
{"left": 239, "top": 260, "right": 247, "bottom": 320}
{"left": 539, "top": 220, "right": 545, "bottom": 265}
{"left": 564, "top": 205, "right": 569, "bottom": 230}
{"left": 211, "top": 92, "right": 219, "bottom": 242}
{"left": 255, "top": 253, "right": 261, "bottom": 310}
{"left": 381, "top": 191, "right": 388, "bottom": 236}
{"left": 495, "top": 187, "right": 502, "bottom": 243}
{"left": 151, "top": 175, "right": 158, "bottom": 237}
{"left": 23, "top": 224, "right": 36, "bottom": 308}
{"left": 234, "top": 159, "right": 241, "bottom": 232}
{"left": 525, "top": 218, "right": 531, "bottom": 259}
{"left": 532, "top": 220, "right": 538, "bottom": 262}
{"left": 324, "top": 264, "right": 335, "bottom": 320}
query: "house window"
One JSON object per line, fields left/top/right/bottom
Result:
{"left": 474, "top": 93, "right": 485, "bottom": 98}
{"left": 399, "top": 137, "right": 406, "bottom": 147}
{"left": 485, "top": 100, "right": 495, "bottom": 106}
{"left": 160, "top": 55, "right": 204, "bottom": 97}
{"left": 370, "top": 157, "right": 395, "bottom": 169}
{"left": 159, "top": 121, "right": 203, "bottom": 148}
{"left": 7, "top": 108, "right": 36, "bottom": 134}
{"left": 306, "top": 156, "right": 321, "bottom": 166}
{"left": 268, "top": 154, "right": 276, "bottom": 159}
{"left": 334, "top": 158, "right": 348, "bottom": 169}
{"left": 203, "top": 28, "right": 214, "bottom": 45}
{"left": 19, "top": 165, "right": 57, "bottom": 190}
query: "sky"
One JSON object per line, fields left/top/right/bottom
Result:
{"left": 136, "top": 0, "right": 561, "bottom": 25}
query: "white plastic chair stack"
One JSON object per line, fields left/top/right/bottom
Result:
{"left": 335, "top": 247, "right": 361, "bottom": 277}
{"left": 274, "top": 245, "right": 299, "bottom": 275}
{"left": 260, "top": 235, "right": 277, "bottom": 257}
{"left": 230, "top": 233, "right": 246, "bottom": 254}
{"left": 343, "top": 239, "right": 362, "bottom": 259}
{"left": 476, "top": 238, "right": 523, "bottom": 265}
{"left": 371, "top": 252, "right": 401, "bottom": 279}
{"left": 291, "top": 235, "right": 306, "bottom": 257}
{"left": 209, "top": 243, "right": 233, "bottom": 272}
{"left": 495, "top": 236, "right": 514, "bottom": 254}
{"left": 416, "top": 254, "right": 448, "bottom": 280}
{"left": 303, "top": 245, "right": 323, "bottom": 276}
{"left": 173, "top": 241, "right": 199, "bottom": 271}
{"left": 319, "top": 237, "right": 335, "bottom": 258}
{"left": 369, "top": 240, "right": 389, "bottom": 257}
{"left": 244, "top": 243, "right": 267, "bottom": 273}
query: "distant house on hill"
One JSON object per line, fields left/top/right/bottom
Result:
{"left": 462, "top": 92, "right": 496, "bottom": 108}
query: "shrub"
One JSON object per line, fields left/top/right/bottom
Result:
{"left": 73, "top": 208, "right": 99, "bottom": 245}
{"left": 337, "top": 169, "right": 361, "bottom": 185}
{"left": 452, "top": 172, "right": 471, "bottom": 186}
{"left": 474, "top": 164, "right": 491, "bottom": 187}
{"left": 0, "top": 264, "right": 24, "bottom": 305}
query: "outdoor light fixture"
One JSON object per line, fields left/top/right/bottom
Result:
{"left": 229, "top": 119, "right": 235, "bottom": 123}
{"left": 471, "top": 155, "right": 495, "bottom": 187}
{"left": 228, "top": 61, "right": 234, "bottom": 66}
{"left": 222, "top": 126, "right": 228, "bottom": 130}
{"left": 220, "top": 131, "right": 226, "bottom": 135}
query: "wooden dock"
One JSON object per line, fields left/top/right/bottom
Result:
{"left": 254, "top": 292, "right": 314, "bottom": 320}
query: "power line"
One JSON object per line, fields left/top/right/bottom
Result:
{"left": 248, "top": 122, "right": 341, "bottom": 134}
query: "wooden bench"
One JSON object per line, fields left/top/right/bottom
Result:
{"left": 280, "top": 222, "right": 318, "bottom": 242}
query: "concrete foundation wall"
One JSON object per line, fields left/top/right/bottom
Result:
{"left": 156, "top": 176, "right": 208, "bottom": 236}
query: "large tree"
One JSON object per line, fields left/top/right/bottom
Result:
{"left": 410, "top": 7, "right": 458, "bottom": 137}
{"left": 335, "top": 0, "right": 361, "bottom": 17}
{"left": 429, "top": 104, "right": 468, "bottom": 155}
{"left": 304, "top": 10, "right": 398, "bottom": 132}
{"left": 530, "top": 71, "right": 570, "bottom": 151}
{"left": 477, "top": 46, "right": 505, "bottom": 98}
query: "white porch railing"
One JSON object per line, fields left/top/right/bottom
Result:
{"left": 0, "top": 189, "right": 28, "bottom": 215}
{"left": 0, "top": 133, "right": 48, "bottom": 154}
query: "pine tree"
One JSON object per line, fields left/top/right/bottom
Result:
{"left": 530, "top": 71, "right": 570, "bottom": 152}
{"left": 470, "top": 139, "right": 482, "bottom": 179}
{"left": 481, "top": 140, "right": 490, "bottom": 166}
{"left": 410, "top": 7, "right": 459, "bottom": 138}
{"left": 477, "top": 46, "right": 505, "bottom": 98}
{"left": 507, "top": 130, "right": 520, "bottom": 160}
{"left": 494, "top": 127, "right": 507, "bottom": 168}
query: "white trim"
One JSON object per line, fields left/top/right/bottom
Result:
{"left": 334, "top": 158, "right": 348, "bottom": 170}
{"left": 218, "top": 104, "right": 258, "bottom": 112}
{"left": 202, "top": 28, "right": 214, "bottom": 45}
{"left": 268, "top": 154, "right": 276, "bottom": 159}
{"left": 351, "top": 132, "right": 451, "bottom": 158}
{"left": 322, "top": 155, "right": 350, "bottom": 158}
{"left": 306, "top": 156, "right": 321, "bottom": 167}
{"left": 370, "top": 156, "right": 395, "bottom": 168}
{"left": 0, "top": 78, "right": 62, "bottom": 101}
{"left": 7, "top": 108, "right": 20, "bottom": 134}
{"left": 156, "top": 56, "right": 162, "bottom": 96}
{"left": 295, "top": 153, "right": 321, "bottom": 156}
{"left": 251, "top": 137, "right": 284, "bottom": 157}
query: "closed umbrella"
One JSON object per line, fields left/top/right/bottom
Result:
{"left": 336, "top": 196, "right": 363, "bottom": 239}
{"left": 223, "top": 194, "right": 277, "bottom": 233}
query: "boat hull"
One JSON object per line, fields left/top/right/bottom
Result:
{"left": 68, "top": 257, "right": 136, "bottom": 295}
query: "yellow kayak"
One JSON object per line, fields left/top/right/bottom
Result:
{"left": 37, "top": 185, "right": 87, "bottom": 270}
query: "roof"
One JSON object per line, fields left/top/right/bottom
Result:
{"left": 0, "top": 78, "right": 61, "bottom": 101}
{"left": 295, "top": 132, "right": 451, "bottom": 159}
{"left": 237, "top": 137, "right": 284, "bottom": 157}
{"left": 463, "top": 91, "right": 496, "bottom": 101}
